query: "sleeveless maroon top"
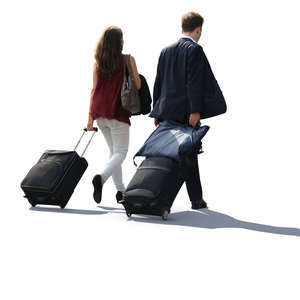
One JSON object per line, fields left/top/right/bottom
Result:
{"left": 90, "top": 56, "right": 131, "bottom": 125}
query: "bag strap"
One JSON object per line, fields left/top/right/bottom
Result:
{"left": 133, "top": 155, "right": 138, "bottom": 167}
{"left": 125, "top": 54, "right": 138, "bottom": 89}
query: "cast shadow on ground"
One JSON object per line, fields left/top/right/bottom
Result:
{"left": 97, "top": 205, "right": 125, "bottom": 211}
{"left": 129, "top": 209, "right": 300, "bottom": 237}
{"left": 29, "top": 206, "right": 300, "bottom": 237}
{"left": 30, "top": 204, "right": 125, "bottom": 215}
{"left": 30, "top": 206, "right": 108, "bottom": 215}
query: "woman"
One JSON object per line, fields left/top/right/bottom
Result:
{"left": 87, "top": 26, "right": 141, "bottom": 204}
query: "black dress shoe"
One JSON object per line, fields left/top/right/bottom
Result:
{"left": 92, "top": 175, "right": 103, "bottom": 204}
{"left": 116, "top": 191, "right": 124, "bottom": 203}
{"left": 191, "top": 199, "right": 207, "bottom": 209}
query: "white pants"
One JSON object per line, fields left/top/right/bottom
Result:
{"left": 96, "top": 117, "right": 130, "bottom": 191}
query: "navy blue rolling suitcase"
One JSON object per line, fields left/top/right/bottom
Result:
{"left": 121, "top": 156, "right": 184, "bottom": 220}
{"left": 20, "top": 128, "right": 97, "bottom": 209}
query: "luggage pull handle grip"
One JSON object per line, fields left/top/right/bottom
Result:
{"left": 84, "top": 127, "right": 98, "bottom": 132}
{"left": 74, "top": 127, "right": 98, "bottom": 157}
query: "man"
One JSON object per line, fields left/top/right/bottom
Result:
{"left": 150, "top": 12, "right": 212, "bottom": 209}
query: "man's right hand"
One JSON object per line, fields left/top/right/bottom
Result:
{"left": 189, "top": 112, "right": 201, "bottom": 127}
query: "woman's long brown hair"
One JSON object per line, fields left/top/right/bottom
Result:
{"left": 95, "top": 26, "right": 123, "bottom": 79}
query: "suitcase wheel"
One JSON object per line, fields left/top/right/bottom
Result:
{"left": 60, "top": 204, "right": 66, "bottom": 209}
{"left": 162, "top": 210, "right": 169, "bottom": 221}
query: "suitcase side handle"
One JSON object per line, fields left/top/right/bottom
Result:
{"left": 74, "top": 127, "right": 98, "bottom": 157}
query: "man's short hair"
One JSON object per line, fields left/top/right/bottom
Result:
{"left": 182, "top": 12, "right": 204, "bottom": 32}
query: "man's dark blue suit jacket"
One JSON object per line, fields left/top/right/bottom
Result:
{"left": 149, "top": 37, "right": 226, "bottom": 123}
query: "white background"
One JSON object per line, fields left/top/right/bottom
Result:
{"left": 1, "top": 0, "right": 300, "bottom": 299}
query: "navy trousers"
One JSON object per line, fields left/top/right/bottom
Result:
{"left": 182, "top": 150, "right": 203, "bottom": 203}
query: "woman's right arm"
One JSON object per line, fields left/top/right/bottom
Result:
{"left": 87, "top": 62, "right": 99, "bottom": 130}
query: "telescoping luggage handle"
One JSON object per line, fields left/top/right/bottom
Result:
{"left": 74, "top": 127, "right": 98, "bottom": 157}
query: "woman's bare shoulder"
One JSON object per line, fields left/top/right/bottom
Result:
{"left": 129, "top": 55, "right": 137, "bottom": 64}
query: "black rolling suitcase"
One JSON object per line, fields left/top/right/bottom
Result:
{"left": 20, "top": 127, "right": 98, "bottom": 208}
{"left": 121, "top": 157, "right": 184, "bottom": 220}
